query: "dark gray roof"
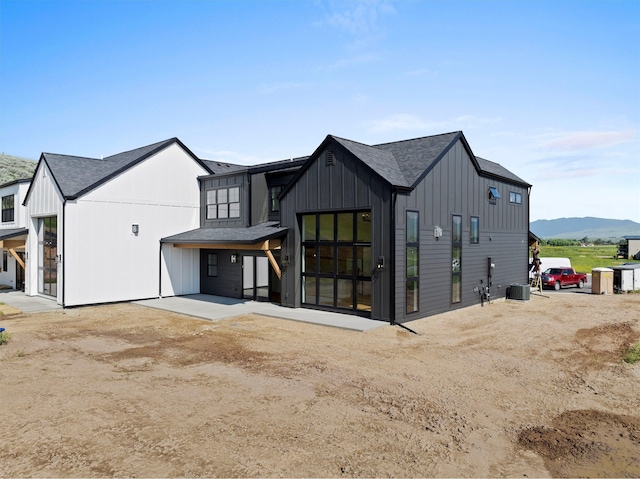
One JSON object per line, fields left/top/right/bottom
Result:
{"left": 475, "top": 156, "right": 529, "bottom": 186}
{"left": 0, "top": 228, "right": 28, "bottom": 240}
{"left": 37, "top": 138, "right": 210, "bottom": 200}
{"left": 373, "top": 131, "right": 461, "bottom": 187}
{"left": 328, "top": 131, "right": 530, "bottom": 189}
{"left": 201, "top": 160, "right": 248, "bottom": 175}
{"left": 332, "top": 137, "right": 408, "bottom": 186}
{"left": 162, "top": 221, "right": 288, "bottom": 244}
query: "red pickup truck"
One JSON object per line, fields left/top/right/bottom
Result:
{"left": 541, "top": 267, "right": 588, "bottom": 290}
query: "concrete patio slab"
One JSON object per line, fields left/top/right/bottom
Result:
{"left": 0, "top": 290, "right": 62, "bottom": 314}
{"left": 134, "top": 294, "right": 386, "bottom": 332}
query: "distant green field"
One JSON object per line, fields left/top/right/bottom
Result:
{"left": 538, "top": 245, "right": 636, "bottom": 273}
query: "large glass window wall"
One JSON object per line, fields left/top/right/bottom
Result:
{"left": 301, "top": 210, "right": 372, "bottom": 314}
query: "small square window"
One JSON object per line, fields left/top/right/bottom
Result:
{"left": 488, "top": 187, "right": 501, "bottom": 200}
{"left": 509, "top": 191, "right": 522, "bottom": 204}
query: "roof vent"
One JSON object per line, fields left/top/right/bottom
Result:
{"left": 325, "top": 150, "right": 335, "bottom": 166}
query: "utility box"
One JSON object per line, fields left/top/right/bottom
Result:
{"left": 507, "top": 284, "right": 530, "bottom": 300}
{"left": 592, "top": 267, "right": 614, "bottom": 295}
{"left": 612, "top": 264, "right": 640, "bottom": 292}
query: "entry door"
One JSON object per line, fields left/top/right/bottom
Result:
{"left": 38, "top": 216, "right": 58, "bottom": 297}
{"left": 243, "top": 256, "right": 269, "bottom": 301}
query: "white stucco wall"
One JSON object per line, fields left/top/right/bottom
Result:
{"left": 62, "top": 143, "right": 205, "bottom": 306}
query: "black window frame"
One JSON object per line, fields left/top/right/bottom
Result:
{"left": 2, "top": 195, "right": 14, "bottom": 223}
{"left": 470, "top": 216, "right": 479, "bottom": 244}
{"left": 509, "top": 191, "right": 522, "bottom": 205}
{"left": 270, "top": 185, "right": 283, "bottom": 213}
{"left": 206, "top": 186, "right": 241, "bottom": 220}
{"left": 406, "top": 210, "right": 419, "bottom": 314}
{"left": 300, "top": 210, "right": 372, "bottom": 315}
{"left": 452, "top": 214, "right": 462, "bottom": 304}
{"left": 207, "top": 253, "right": 218, "bottom": 277}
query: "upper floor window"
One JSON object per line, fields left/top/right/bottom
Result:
{"left": 270, "top": 186, "right": 283, "bottom": 212}
{"left": 206, "top": 187, "right": 240, "bottom": 219}
{"left": 509, "top": 191, "right": 522, "bottom": 205}
{"left": 2, "top": 195, "right": 14, "bottom": 223}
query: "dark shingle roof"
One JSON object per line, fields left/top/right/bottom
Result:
{"left": 38, "top": 138, "right": 210, "bottom": 200}
{"left": 162, "top": 221, "right": 288, "bottom": 244}
{"left": 373, "top": 132, "right": 462, "bottom": 187}
{"left": 0, "top": 227, "right": 28, "bottom": 240}
{"left": 331, "top": 131, "right": 530, "bottom": 189}
{"left": 475, "top": 156, "right": 529, "bottom": 185}
{"left": 332, "top": 137, "right": 408, "bottom": 186}
{"left": 201, "top": 160, "right": 248, "bottom": 175}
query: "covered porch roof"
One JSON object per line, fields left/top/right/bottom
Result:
{"left": 0, "top": 228, "right": 28, "bottom": 270}
{"left": 161, "top": 221, "right": 288, "bottom": 247}
{"left": 161, "top": 222, "right": 289, "bottom": 278}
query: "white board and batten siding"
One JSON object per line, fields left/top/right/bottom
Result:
{"left": 24, "top": 162, "right": 65, "bottom": 302}
{"left": 62, "top": 143, "right": 207, "bottom": 306}
{"left": 0, "top": 181, "right": 31, "bottom": 289}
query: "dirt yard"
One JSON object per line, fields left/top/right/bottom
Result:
{"left": 1, "top": 292, "right": 639, "bottom": 478}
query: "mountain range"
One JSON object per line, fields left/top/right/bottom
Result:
{"left": 530, "top": 217, "right": 640, "bottom": 240}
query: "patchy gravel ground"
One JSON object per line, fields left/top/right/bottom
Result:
{"left": 0, "top": 292, "right": 639, "bottom": 478}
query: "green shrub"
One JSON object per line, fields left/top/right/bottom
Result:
{"left": 623, "top": 342, "right": 640, "bottom": 364}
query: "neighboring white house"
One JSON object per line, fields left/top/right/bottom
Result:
{"left": 0, "top": 178, "right": 31, "bottom": 290}
{"left": 23, "top": 138, "right": 211, "bottom": 306}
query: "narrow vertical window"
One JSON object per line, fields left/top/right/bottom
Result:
{"left": 207, "top": 253, "right": 218, "bottom": 277}
{"left": 270, "top": 186, "right": 283, "bottom": 212}
{"left": 470, "top": 216, "right": 479, "bottom": 244}
{"left": 452, "top": 214, "right": 462, "bottom": 303}
{"left": 2, "top": 195, "right": 14, "bottom": 223}
{"left": 406, "top": 211, "right": 419, "bottom": 313}
{"left": 2, "top": 250, "right": 6, "bottom": 272}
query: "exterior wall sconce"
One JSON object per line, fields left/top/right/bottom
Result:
{"left": 377, "top": 256, "right": 385, "bottom": 269}
{"left": 434, "top": 226, "right": 443, "bottom": 240}
{"left": 230, "top": 254, "right": 237, "bottom": 263}
{"left": 132, "top": 224, "right": 139, "bottom": 235}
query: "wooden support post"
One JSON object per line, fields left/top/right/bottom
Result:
{"left": 265, "top": 250, "right": 281, "bottom": 279}
{"left": 8, "top": 248, "right": 25, "bottom": 270}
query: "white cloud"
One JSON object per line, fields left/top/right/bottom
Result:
{"left": 323, "top": 0, "right": 396, "bottom": 37}
{"left": 534, "top": 129, "right": 637, "bottom": 151}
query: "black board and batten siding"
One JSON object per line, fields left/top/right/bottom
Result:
{"left": 200, "top": 173, "right": 247, "bottom": 228}
{"left": 395, "top": 140, "right": 529, "bottom": 322}
{"left": 279, "top": 141, "right": 394, "bottom": 322}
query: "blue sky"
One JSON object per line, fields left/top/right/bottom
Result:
{"left": 1, "top": 0, "right": 639, "bottom": 223}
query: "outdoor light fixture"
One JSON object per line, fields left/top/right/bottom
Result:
{"left": 434, "top": 226, "right": 443, "bottom": 240}
{"left": 231, "top": 254, "right": 237, "bottom": 263}
{"left": 132, "top": 224, "right": 139, "bottom": 235}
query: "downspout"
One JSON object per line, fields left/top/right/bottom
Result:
{"left": 62, "top": 199, "right": 66, "bottom": 307}
{"left": 159, "top": 240, "right": 163, "bottom": 298}
{"left": 390, "top": 189, "right": 397, "bottom": 325}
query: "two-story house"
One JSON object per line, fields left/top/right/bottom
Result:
{"left": 24, "top": 131, "right": 531, "bottom": 324}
